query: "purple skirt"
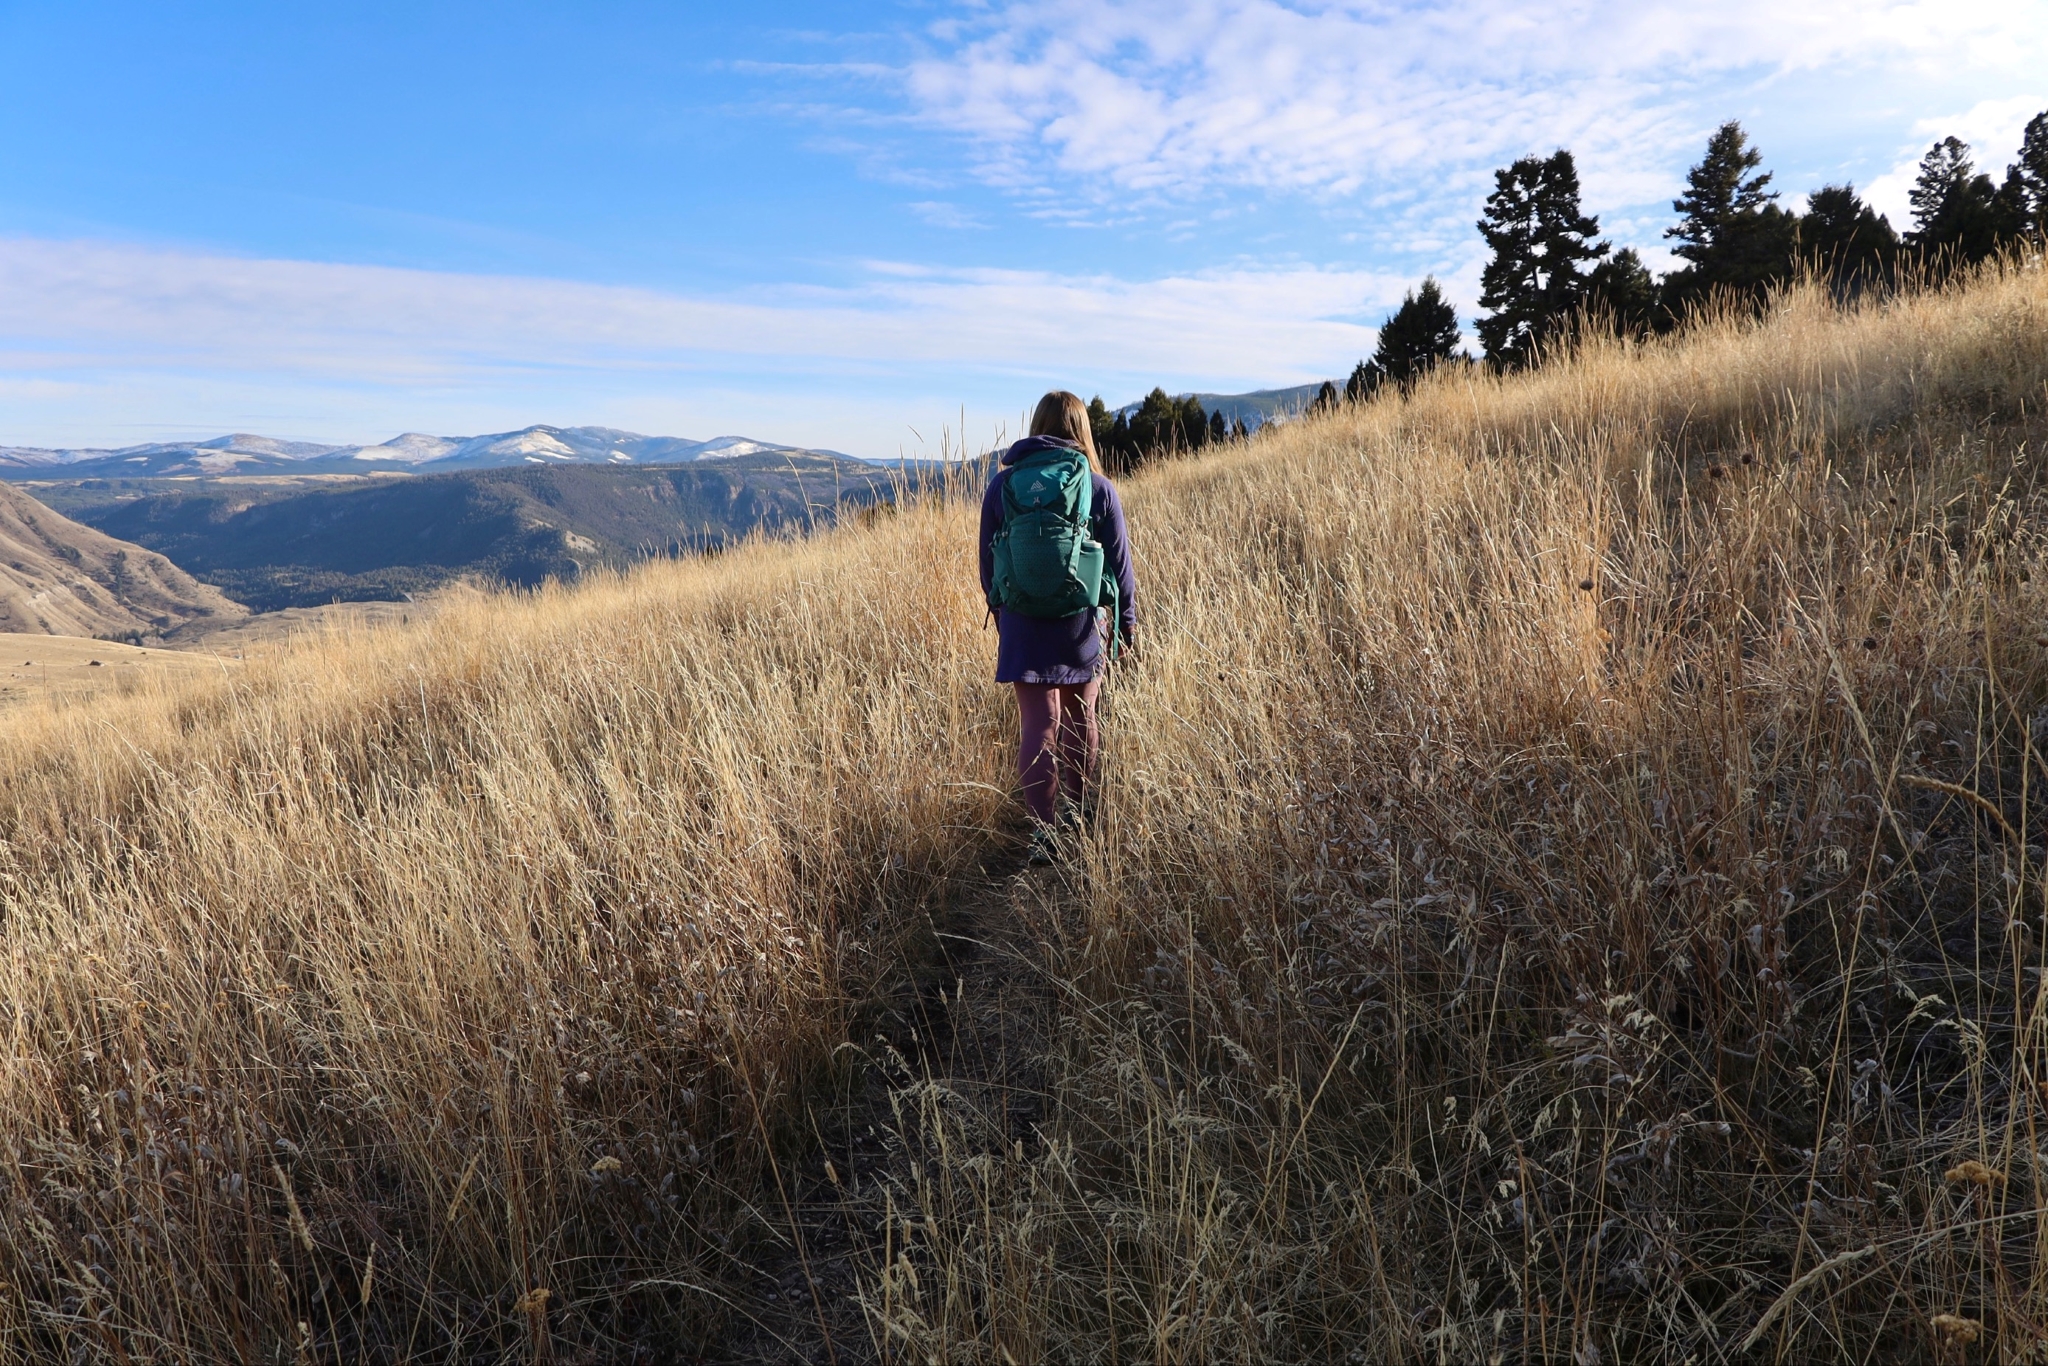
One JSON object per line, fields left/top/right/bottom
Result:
{"left": 994, "top": 606, "right": 1105, "bottom": 685}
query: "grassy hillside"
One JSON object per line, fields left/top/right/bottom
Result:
{"left": 0, "top": 482, "right": 246, "bottom": 637}
{"left": 31, "top": 454, "right": 905, "bottom": 610}
{"left": 0, "top": 265, "right": 2045, "bottom": 1362}
{"left": 0, "top": 633, "right": 228, "bottom": 714}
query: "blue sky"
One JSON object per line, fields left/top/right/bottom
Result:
{"left": 1, "top": 0, "right": 2043, "bottom": 458}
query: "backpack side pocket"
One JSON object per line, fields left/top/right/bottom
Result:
{"left": 1073, "top": 537, "right": 1105, "bottom": 614}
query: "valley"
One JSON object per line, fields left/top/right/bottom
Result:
{"left": 23, "top": 453, "right": 911, "bottom": 611}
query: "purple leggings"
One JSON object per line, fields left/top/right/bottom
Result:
{"left": 1013, "top": 678, "right": 1100, "bottom": 825}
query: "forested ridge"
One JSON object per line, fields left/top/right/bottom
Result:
{"left": 1097, "top": 113, "right": 2048, "bottom": 473}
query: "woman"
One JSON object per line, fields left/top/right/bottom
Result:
{"left": 978, "top": 390, "right": 1138, "bottom": 862}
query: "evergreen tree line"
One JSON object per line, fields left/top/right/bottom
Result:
{"left": 1072, "top": 113, "right": 2048, "bottom": 465}
{"left": 1334, "top": 110, "right": 2048, "bottom": 386}
{"left": 1081, "top": 390, "right": 1250, "bottom": 475}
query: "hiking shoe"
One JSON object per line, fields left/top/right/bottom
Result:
{"left": 1026, "top": 824, "right": 1060, "bottom": 866}
{"left": 1055, "top": 794, "right": 1097, "bottom": 833}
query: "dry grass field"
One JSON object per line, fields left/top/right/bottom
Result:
{"left": 2, "top": 262, "right": 2047, "bottom": 1363}
{"left": 152, "top": 585, "right": 487, "bottom": 656}
{"left": 0, "top": 634, "right": 233, "bottom": 713}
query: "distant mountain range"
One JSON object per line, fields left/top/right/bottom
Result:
{"left": 0, "top": 425, "right": 857, "bottom": 480}
{"left": 0, "top": 389, "right": 1314, "bottom": 622}
{"left": 1, "top": 387, "right": 1325, "bottom": 483}
{"left": 30, "top": 454, "right": 911, "bottom": 611}
{"left": 1113, "top": 384, "right": 1324, "bottom": 429}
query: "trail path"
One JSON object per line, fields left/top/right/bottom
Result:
{"left": 719, "top": 848, "right": 1070, "bottom": 1364}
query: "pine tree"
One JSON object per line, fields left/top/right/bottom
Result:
{"left": 1586, "top": 248, "right": 1661, "bottom": 337}
{"left": 1106, "top": 411, "right": 1134, "bottom": 475}
{"left": 1370, "top": 277, "right": 1462, "bottom": 388}
{"left": 1344, "top": 359, "right": 1377, "bottom": 405}
{"left": 1126, "top": 388, "right": 1177, "bottom": 466}
{"left": 1907, "top": 137, "right": 2003, "bottom": 264}
{"left": 1121, "top": 388, "right": 1213, "bottom": 464}
{"left": 1798, "top": 184, "right": 1898, "bottom": 291}
{"left": 1668, "top": 121, "right": 1775, "bottom": 263}
{"left": 1662, "top": 121, "right": 1798, "bottom": 312}
{"left": 1909, "top": 137, "right": 1972, "bottom": 232}
{"left": 1209, "top": 409, "right": 1228, "bottom": 442}
{"left": 1476, "top": 150, "right": 1607, "bottom": 369}
{"left": 1992, "top": 167, "right": 2033, "bottom": 243}
{"left": 2013, "top": 111, "right": 2048, "bottom": 237}
{"left": 1309, "top": 381, "right": 1340, "bottom": 413}
{"left": 1086, "top": 396, "right": 1114, "bottom": 456}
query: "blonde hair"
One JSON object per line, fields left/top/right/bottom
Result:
{"left": 1028, "top": 390, "right": 1099, "bottom": 462}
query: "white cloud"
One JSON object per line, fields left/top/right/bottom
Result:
{"left": 0, "top": 236, "right": 1406, "bottom": 452}
{"left": 887, "top": 0, "right": 2048, "bottom": 283}
{"left": 20, "top": 4, "right": 2041, "bottom": 450}
{"left": 904, "top": 0, "right": 2048, "bottom": 207}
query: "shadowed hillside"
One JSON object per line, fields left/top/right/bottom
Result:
{"left": 0, "top": 265, "right": 2046, "bottom": 1362}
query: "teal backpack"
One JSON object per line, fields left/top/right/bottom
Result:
{"left": 988, "top": 444, "right": 1120, "bottom": 632}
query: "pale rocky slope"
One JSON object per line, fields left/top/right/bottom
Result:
{"left": 0, "top": 483, "right": 245, "bottom": 637}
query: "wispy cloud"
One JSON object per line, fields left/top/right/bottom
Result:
{"left": 909, "top": 200, "right": 989, "bottom": 229}
{"left": 904, "top": 0, "right": 2048, "bottom": 207}
{"left": 11, "top": 4, "right": 2041, "bottom": 451}
{"left": 0, "top": 237, "right": 1408, "bottom": 450}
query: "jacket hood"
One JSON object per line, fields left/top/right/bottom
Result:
{"left": 1001, "top": 434, "right": 1083, "bottom": 467}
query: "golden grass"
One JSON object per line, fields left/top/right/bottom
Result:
{"left": 0, "top": 509, "right": 1015, "bottom": 1359}
{"left": 867, "top": 265, "right": 2048, "bottom": 1363}
{"left": 0, "top": 634, "right": 230, "bottom": 714}
{"left": 2, "top": 262, "right": 2047, "bottom": 1362}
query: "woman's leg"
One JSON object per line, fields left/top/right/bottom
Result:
{"left": 1013, "top": 683, "right": 1060, "bottom": 825}
{"left": 1052, "top": 676, "right": 1101, "bottom": 809}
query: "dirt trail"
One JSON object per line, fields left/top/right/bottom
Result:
{"left": 716, "top": 847, "right": 1072, "bottom": 1364}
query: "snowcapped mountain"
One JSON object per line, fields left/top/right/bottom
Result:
{"left": 193, "top": 433, "right": 344, "bottom": 459}
{"left": 0, "top": 425, "right": 856, "bottom": 479}
{"left": 0, "top": 433, "right": 352, "bottom": 477}
{"left": 342, "top": 433, "right": 461, "bottom": 464}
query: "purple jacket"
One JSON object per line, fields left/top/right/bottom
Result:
{"left": 978, "top": 436, "right": 1138, "bottom": 685}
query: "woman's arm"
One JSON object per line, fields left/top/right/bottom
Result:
{"left": 1094, "top": 477, "right": 1137, "bottom": 644}
{"left": 978, "top": 470, "right": 1005, "bottom": 606}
